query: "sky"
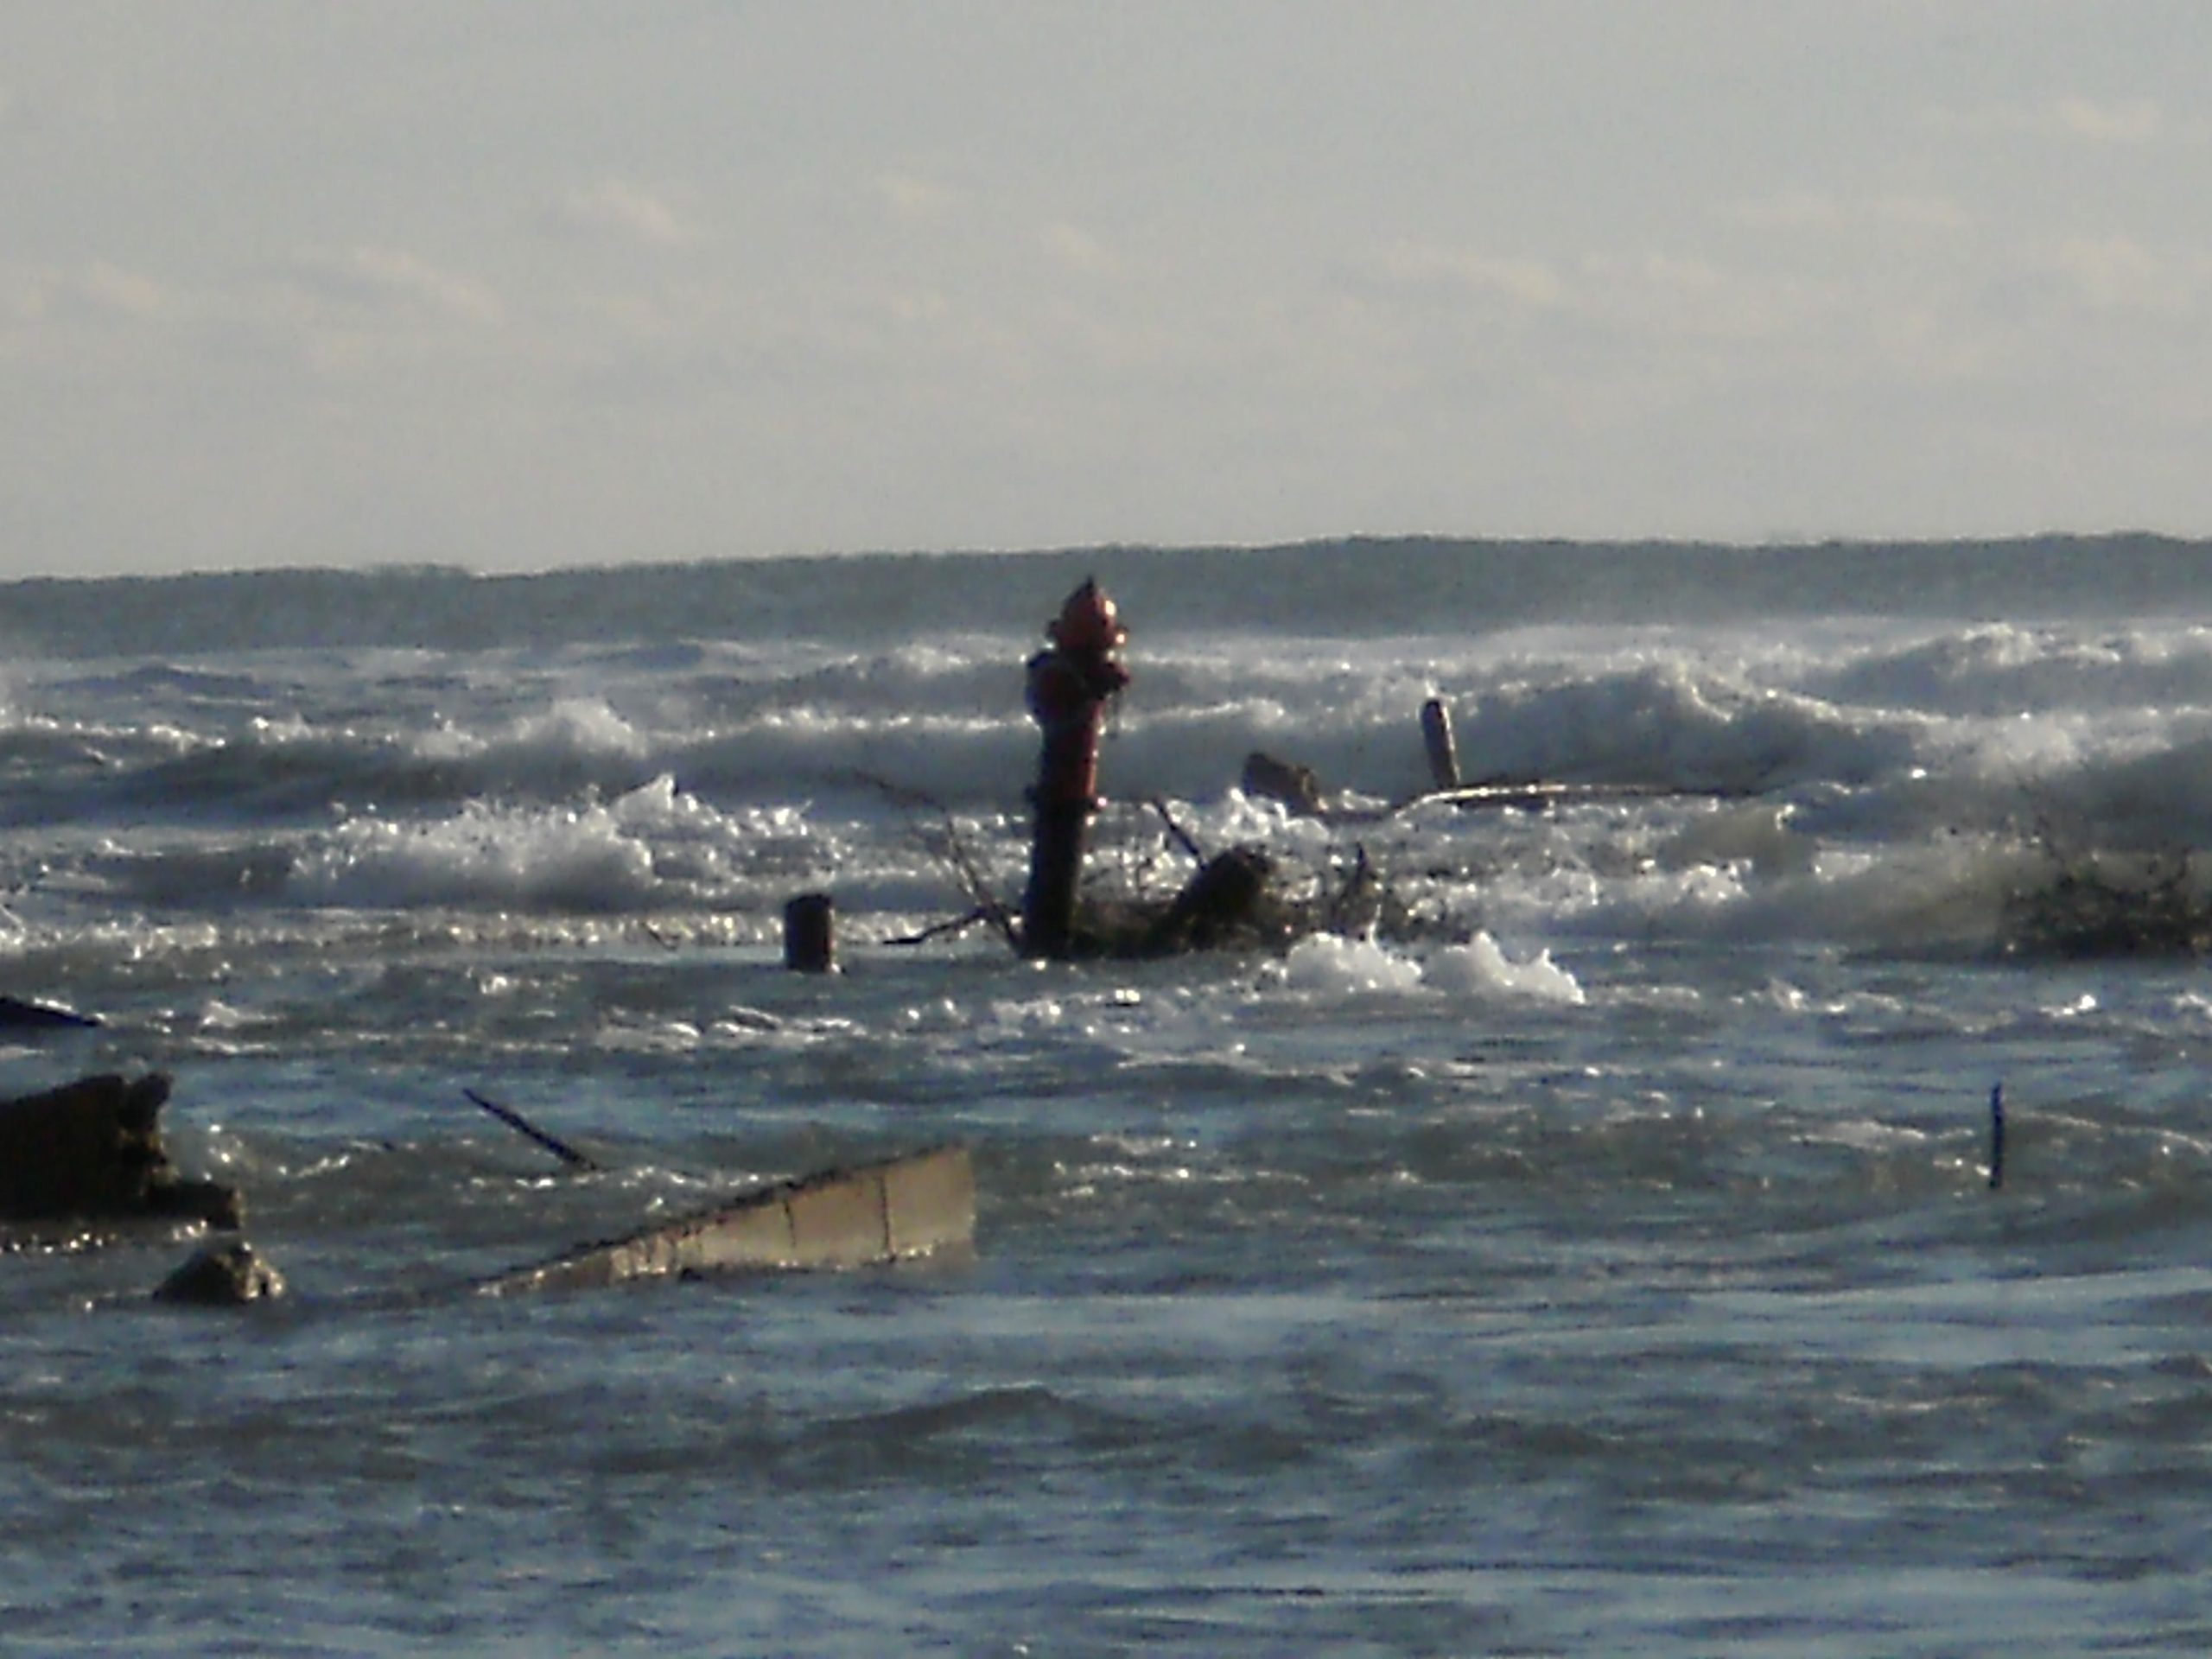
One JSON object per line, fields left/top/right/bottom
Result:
{"left": 5, "top": 2, "right": 2211, "bottom": 577}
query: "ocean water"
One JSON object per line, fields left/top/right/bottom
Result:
{"left": 4, "top": 537, "right": 2212, "bottom": 1655}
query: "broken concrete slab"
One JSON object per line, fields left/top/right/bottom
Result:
{"left": 478, "top": 1144, "right": 976, "bottom": 1296}
{"left": 883, "top": 1141, "right": 978, "bottom": 1257}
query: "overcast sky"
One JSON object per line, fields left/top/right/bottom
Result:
{"left": 4, "top": 3, "right": 2209, "bottom": 577}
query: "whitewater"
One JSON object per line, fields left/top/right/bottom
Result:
{"left": 4, "top": 537, "right": 2212, "bottom": 1656}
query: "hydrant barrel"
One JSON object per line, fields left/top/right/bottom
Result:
{"left": 1020, "top": 579, "right": 1129, "bottom": 958}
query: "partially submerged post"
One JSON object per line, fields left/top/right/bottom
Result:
{"left": 784, "top": 892, "right": 836, "bottom": 973}
{"left": 1020, "top": 579, "right": 1130, "bottom": 958}
{"left": 1421, "top": 696, "right": 1461, "bottom": 791}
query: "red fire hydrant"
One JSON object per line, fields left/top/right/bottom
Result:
{"left": 1020, "top": 578, "right": 1130, "bottom": 957}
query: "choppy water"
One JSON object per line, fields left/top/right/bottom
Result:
{"left": 5, "top": 537, "right": 2212, "bottom": 1655}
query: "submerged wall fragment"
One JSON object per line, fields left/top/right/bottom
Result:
{"left": 479, "top": 1144, "right": 976, "bottom": 1296}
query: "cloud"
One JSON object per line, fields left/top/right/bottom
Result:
{"left": 1351, "top": 238, "right": 1831, "bottom": 347}
{"left": 1039, "top": 220, "right": 1119, "bottom": 277}
{"left": 1931, "top": 94, "right": 2183, "bottom": 148}
{"left": 2051, "top": 95, "right": 2164, "bottom": 145}
{"left": 2, "top": 260, "right": 168, "bottom": 326}
{"left": 2038, "top": 235, "right": 2202, "bottom": 315}
{"left": 1725, "top": 190, "right": 1970, "bottom": 235}
{"left": 542, "top": 180, "right": 702, "bottom": 248}
{"left": 70, "top": 261, "right": 166, "bottom": 319}
{"left": 1362, "top": 240, "right": 1565, "bottom": 308}
{"left": 273, "top": 245, "right": 503, "bottom": 324}
{"left": 874, "top": 171, "right": 965, "bottom": 225}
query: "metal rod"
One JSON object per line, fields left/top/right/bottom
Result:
{"left": 464, "top": 1089, "right": 597, "bottom": 1171}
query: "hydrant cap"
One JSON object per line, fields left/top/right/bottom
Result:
{"left": 1049, "top": 580, "right": 1127, "bottom": 652}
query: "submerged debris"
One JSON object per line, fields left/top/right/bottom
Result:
{"left": 0, "top": 995, "right": 101, "bottom": 1032}
{"left": 0, "top": 1073, "right": 240, "bottom": 1230}
{"left": 1242, "top": 751, "right": 1329, "bottom": 817}
{"left": 480, "top": 1144, "right": 976, "bottom": 1295}
{"left": 1062, "top": 833, "right": 1409, "bottom": 959}
{"left": 2000, "top": 842, "right": 2212, "bottom": 958}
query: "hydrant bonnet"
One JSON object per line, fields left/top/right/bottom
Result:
{"left": 1048, "top": 579, "right": 1127, "bottom": 654}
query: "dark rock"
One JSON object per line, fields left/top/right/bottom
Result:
{"left": 0, "top": 1073, "right": 241, "bottom": 1228}
{"left": 1242, "top": 751, "right": 1328, "bottom": 817}
{"left": 154, "top": 1240, "right": 285, "bottom": 1306}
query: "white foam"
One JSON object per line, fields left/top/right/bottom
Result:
{"left": 294, "top": 798, "right": 662, "bottom": 912}
{"left": 1427, "top": 933, "right": 1586, "bottom": 1005}
{"left": 1268, "top": 930, "right": 1584, "bottom": 1005}
{"left": 1277, "top": 933, "right": 1427, "bottom": 995}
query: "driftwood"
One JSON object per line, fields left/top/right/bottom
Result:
{"left": 885, "top": 906, "right": 1001, "bottom": 948}
{"left": 480, "top": 1144, "right": 976, "bottom": 1296}
{"left": 1140, "top": 846, "right": 1276, "bottom": 953}
{"left": 881, "top": 783, "right": 1399, "bottom": 959}
{"left": 849, "top": 771, "right": 1020, "bottom": 950}
{"left": 1056, "top": 842, "right": 1395, "bottom": 959}
{"left": 0, "top": 1072, "right": 239, "bottom": 1229}
{"left": 1245, "top": 746, "right": 1640, "bottom": 823}
{"left": 1147, "top": 796, "right": 1206, "bottom": 862}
